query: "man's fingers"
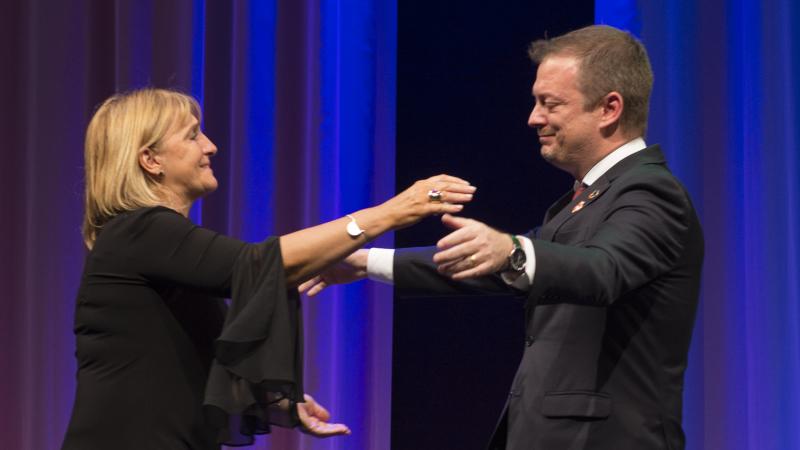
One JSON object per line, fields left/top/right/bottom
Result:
{"left": 436, "top": 225, "right": 475, "bottom": 251}
{"left": 437, "top": 251, "right": 482, "bottom": 275}
{"left": 440, "top": 213, "right": 473, "bottom": 231}
{"left": 298, "top": 277, "right": 320, "bottom": 293}
{"left": 450, "top": 262, "right": 491, "bottom": 280}
{"left": 307, "top": 281, "right": 327, "bottom": 297}
{"left": 299, "top": 277, "right": 328, "bottom": 297}
{"left": 433, "top": 242, "right": 474, "bottom": 265}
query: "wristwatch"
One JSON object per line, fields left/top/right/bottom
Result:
{"left": 346, "top": 214, "right": 365, "bottom": 238}
{"left": 507, "top": 234, "right": 526, "bottom": 272}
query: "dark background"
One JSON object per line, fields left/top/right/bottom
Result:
{"left": 392, "top": 2, "right": 595, "bottom": 448}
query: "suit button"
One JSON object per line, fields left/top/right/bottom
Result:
{"left": 525, "top": 335, "right": 535, "bottom": 346}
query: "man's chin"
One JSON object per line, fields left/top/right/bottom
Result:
{"left": 540, "top": 147, "right": 557, "bottom": 162}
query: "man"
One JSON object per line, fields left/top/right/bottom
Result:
{"left": 301, "top": 25, "right": 703, "bottom": 450}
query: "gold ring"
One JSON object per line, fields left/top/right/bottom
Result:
{"left": 469, "top": 254, "right": 478, "bottom": 266}
{"left": 427, "top": 189, "right": 443, "bottom": 203}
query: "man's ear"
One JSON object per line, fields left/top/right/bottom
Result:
{"left": 598, "top": 91, "right": 623, "bottom": 130}
{"left": 139, "top": 147, "right": 163, "bottom": 176}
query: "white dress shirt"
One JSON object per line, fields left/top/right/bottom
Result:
{"left": 366, "top": 137, "right": 647, "bottom": 287}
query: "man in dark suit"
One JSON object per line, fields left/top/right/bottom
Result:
{"left": 301, "top": 25, "right": 703, "bottom": 450}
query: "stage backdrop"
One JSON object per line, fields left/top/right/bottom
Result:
{"left": 0, "top": 1, "right": 396, "bottom": 449}
{"left": 598, "top": 1, "right": 800, "bottom": 449}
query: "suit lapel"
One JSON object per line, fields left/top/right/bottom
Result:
{"left": 537, "top": 145, "right": 667, "bottom": 242}
{"left": 540, "top": 180, "right": 611, "bottom": 241}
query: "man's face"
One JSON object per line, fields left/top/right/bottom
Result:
{"left": 528, "top": 55, "right": 602, "bottom": 175}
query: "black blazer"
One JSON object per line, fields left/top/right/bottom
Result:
{"left": 394, "top": 146, "right": 704, "bottom": 450}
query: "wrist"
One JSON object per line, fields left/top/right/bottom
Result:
{"left": 505, "top": 234, "right": 526, "bottom": 273}
{"left": 349, "top": 207, "right": 392, "bottom": 240}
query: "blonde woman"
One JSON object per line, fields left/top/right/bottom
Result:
{"left": 61, "top": 88, "right": 475, "bottom": 449}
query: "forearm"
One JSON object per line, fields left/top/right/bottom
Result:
{"left": 280, "top": 206, "right": 393, "bottom": 287}
{"left": 394, "top": 247, "right": 515, "bottom": 298}
{"left": 280, "top": 174, "right": 475, "bottom": 288}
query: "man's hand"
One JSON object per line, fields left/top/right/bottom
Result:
{"left": 297, "top": 394, "right": 351, "bottom": 437}
{"left": 433, "top": 214, "right": 513, "bottom": 280}
{"left": 298, "top": 249, "right": 369, "bottom": 296}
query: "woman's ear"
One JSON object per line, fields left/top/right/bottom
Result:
{"left": 139, "top": 147, "right": 163, "bottom": 177}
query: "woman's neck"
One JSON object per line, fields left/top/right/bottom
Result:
{"left": 159, "top": 189, "right": 193, "bottom": 217}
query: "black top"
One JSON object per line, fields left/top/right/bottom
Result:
{"left": 62, "top": 207, "right": 303, "bottom": 449}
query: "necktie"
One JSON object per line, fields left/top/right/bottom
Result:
{"left": 572, "top": 182, "right": 587, "bottom": 200}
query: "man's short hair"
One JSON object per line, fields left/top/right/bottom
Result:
{"left": 528, "top": 25, "right": 654, "bottom": 136}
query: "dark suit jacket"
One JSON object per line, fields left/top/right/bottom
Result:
{"left": 394, "top": 146, "right": 703, "bottom": 450}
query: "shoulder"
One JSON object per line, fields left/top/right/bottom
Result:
{"left": 614, "top": 159, "right": 693, "bottom": 206}
{"left": 603, "top": 161, "right": 700, "bottom": 236}
{"left": 95, "top": 206, "right": 190, "bottom": 248}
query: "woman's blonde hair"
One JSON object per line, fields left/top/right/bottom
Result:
{"left": 82, "top": 88, "right": 201, "bottom": 248}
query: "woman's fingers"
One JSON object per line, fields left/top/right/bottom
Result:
{"left": 435, "top": 181, "right": 478, "bottom": 194}
{"left": 437, "top": 192, "right": 474, "bottom": 204}
{"left": 298, "top": 395, "right": 351, "bottom": 437}
{"left": 428, "top": 203, "right": 464, "bottom": 215}
{"left": 425, "top": 179, "right": 476, "bottom": 207}
{"left": 428, "top": 174, "right": 471, "bottom": 185}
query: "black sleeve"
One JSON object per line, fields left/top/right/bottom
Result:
{"left": 394, "top": 246, "right": 521, "bottom": 298}
{"left": 107, "top": 208, "right": 304, "bottom": 442}
{"left": 113, "top": 207, "right": 246, "bottom": 297}
{"left": 529, "top": 171, "right": 699, "bottom": 306}
{"left": 204, "top": 238, "right": 304, "bottom": 444}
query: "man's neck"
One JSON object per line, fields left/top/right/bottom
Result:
{"left": 578, "top": 137, "right": 647, "bottom": 185}
{"left": 573, "top": 135, "right": 636, "bottom": 180}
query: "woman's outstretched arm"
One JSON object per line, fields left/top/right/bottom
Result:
{"left": 279, "top": 175, "right": 475, "bottom": 287}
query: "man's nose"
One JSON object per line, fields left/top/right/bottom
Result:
{"left": 528, "top": 104, "right": 545, "bottom": 128}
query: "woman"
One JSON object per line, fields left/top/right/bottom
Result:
{"left": 62, "top": 88, "right": 475, "bottom": 449}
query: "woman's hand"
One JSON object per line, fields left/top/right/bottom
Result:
{"left": 280, "top": 174, "right": 474, "bottom": 287}
{"left": 297, "top": 394, "right": 351, "bottom": 437}
{"left": 298, "top": 249, "right": 368, "bottom": 296}
{"left": 378, "top": 174, "right": 476, "bottom": 231}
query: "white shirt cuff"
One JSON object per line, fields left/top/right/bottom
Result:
{"left": 500, "top": 235, "right": 536, "bottom": 290}
{"left": 367, "top": 248, "right": 395, "bottom": 284}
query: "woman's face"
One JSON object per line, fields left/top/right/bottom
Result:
{"left": 156, "top": 115, "right": 219, "bottom": 204}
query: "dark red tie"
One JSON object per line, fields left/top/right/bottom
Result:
{"left": 572, "top": 182, "right": 587, "bottom": 200}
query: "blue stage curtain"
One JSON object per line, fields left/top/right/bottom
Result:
{"left": 597, "top": 1, "right": 800, "bottom": 449}
{"left": 0, "top": 1, "right": 395, "bottom": 449}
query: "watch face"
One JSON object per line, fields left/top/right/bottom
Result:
{"left": 509, "top": 248, "right": 526, "bottom": 271}
{"left": 346, "top": 220, "right": 364, "bottom": 237}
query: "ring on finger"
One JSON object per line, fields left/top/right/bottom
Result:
{"left": 468, "top": 254, "right": 478, "bottom": 266}
{"left": 427, "top": 189, "right": 443, "bottom": 203}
